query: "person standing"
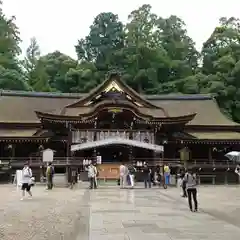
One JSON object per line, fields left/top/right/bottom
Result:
{"left": 180, "top": 169, "right": 187, "bottom": 197}
{"left": 21, "top": 162, "right": 33, "bottom": 200}
{"left": 184, "top": 168, "right": 198, "bottom": 212}
{"left": 143, "top": 163, "right": 151, "bottom": 188}
{"left": 88, "top": 163, "right": 97, "bottom": 189}
{"left": 119, "top": 163, "right": 127, "bottom": 188}
{"left": 70, "top": 167, "right": 77, "bottom": 189}
{"left": 128, "top": 164, "right": 136, "bottom": 188}
{"left": 46, "top": 162, "right": 54, "bottom": 190}
{"left": 164, "top": 164, "right": 171, "bottom": 188}
{"left": 235, "top": 164, "right": 240, "bottom": 183}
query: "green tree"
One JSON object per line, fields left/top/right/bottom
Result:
{"left": 75, "top": 12, "right": 124, "bottom": 71}
{"left": 155, "top": 15, "right": 201, "bottom": 94}
{"left": 122, "top": 4, "right": 163, "bottom": 93}
{"left": 201, "top": 17, "right": 240, "bottom": 121}
{"left": 0, "top": 1, "right": 29, "bottom": 90}
{"left": 65, "top": 61, "right": 101, "bottom": 93}
{"left": 39, "top": 51, "right": 78, "bottom": 92}
{"left": 23, "top": 37, "right": 41, "bottom": 87}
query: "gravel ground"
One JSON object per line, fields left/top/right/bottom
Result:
{"left": 0, "top": 184, "right": 89, "bottom": 240}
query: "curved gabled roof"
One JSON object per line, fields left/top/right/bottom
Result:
{"left": 65, "top": 72, "right": 160, "bottom": 109}
{"left": 0, "top": 90, "right": 237, "bottom": 126}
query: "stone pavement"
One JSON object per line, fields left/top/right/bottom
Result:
{"left": 88, "top": 185, "right": 240, "bottom": 240}
{"left": 1, "top": 184, "right": 240, "bottom": 239}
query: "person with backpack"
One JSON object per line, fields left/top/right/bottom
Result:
{"left": 184, "top": 168, "right": 198, "bottom": 212}
{"left": 21, "top": 162, "right": 33, "bottom": 200}
{"left": 46, "top": 162, "right": 54, "bottom": 190}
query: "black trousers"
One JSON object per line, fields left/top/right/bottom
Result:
{"left": 89, "top": 177, "right": 97, "bottom": 189}
{"left": 187, "top": 188, "right": 198, "bottom": 210}
{"left": 143, "top": 175, "right": 151, "bottom": 188}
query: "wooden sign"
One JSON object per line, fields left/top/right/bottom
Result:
{"left": 42, "top": 148, "right": 54, "bottom": 163}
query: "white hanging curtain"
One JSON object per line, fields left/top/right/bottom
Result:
{"left": 71, "top": 137, "right": 164, "bottom": 152}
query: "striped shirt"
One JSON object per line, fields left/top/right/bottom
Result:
{"left": 184, "top": 173, "right": 197, "bottom": 189}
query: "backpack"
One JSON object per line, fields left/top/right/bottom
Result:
{"left": 50, "top": 166, "right": 54, "bottom": 175}
{"left": 47, "top": 166, "right": 54, "bottom": 176}
{"left": 129, "top": 166, "right": 136, "bottom": 174}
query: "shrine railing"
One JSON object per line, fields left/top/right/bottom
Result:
{"left": 0, "top": 157, "right": 236, "bottom": 168}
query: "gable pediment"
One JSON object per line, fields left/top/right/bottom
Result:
{"left": 84, "top": 80, "right": 144, "bottom": 107}
{"left": 65, "top": 72, "right": 158, "bottom": 109}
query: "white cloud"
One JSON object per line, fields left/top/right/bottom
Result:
{"left": 2, "top": 0, "right": 240, "bottom": 59}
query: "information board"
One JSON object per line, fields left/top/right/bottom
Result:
{"left": 42, "top": 148, "right": 54, "bottom": 162}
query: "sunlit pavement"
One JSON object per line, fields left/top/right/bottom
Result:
{"left": 1, "top": 184, "right": 240, "bottom": 239}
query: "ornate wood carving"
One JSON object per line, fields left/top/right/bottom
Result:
{"left": 132, "top": 131, "right": 155, "bottom": 144}
{"left": 96, "top": 131, "right": 130, "bottom": 140}
{"left": 72, "top": 130, "right": 94, "bottom": 143}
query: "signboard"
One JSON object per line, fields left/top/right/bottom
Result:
{"left": 96, "top": 155, "right": 102, "bottom": 164}
{"left": 42, "top": 148, "right": 54, "bottom": 163}
{"left": 13, "top": 170, "right": 23, "bottom": 190}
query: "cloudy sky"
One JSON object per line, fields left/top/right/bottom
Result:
{"left": 3, "top": 0, "right": 240, "bottom": 59}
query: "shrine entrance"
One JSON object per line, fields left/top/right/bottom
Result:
{"left": 71, "top": 138, "right": 164, "bottom": 180}
{"left": 95, "top": 145, "right": 129, "bottom": 180}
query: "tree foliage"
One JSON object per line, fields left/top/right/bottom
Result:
{"left": 0, "top": 1, "right": 29, "bottom": 90}
{"left": 1, "top": 2, "right": 240, "bottom": 121}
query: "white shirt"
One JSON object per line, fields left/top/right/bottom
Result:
{"left": 88, "top": 165, "right": 97, "bottom": 178}
{"left": 22, "top": 167, "right": 32, "bottom": 184}
{"left": 120, "top": 165, "right": 127, "bottom": 176}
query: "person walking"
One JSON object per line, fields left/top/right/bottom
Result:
{"left": 128, "top": 164, "right": 136, "bottom": 188}
{"left": 143, "top": 162, "right": 151, "bottom": 188}
{"left": 184, "top": 168, "right": 198, "bottom": 212}
{"left": 119, "top": 163, "right": 128, "bottom": 188}
{"left": 46, "top": 162, "right": 54, "bottom": 190}
{"left": 21, "top": 162, "right": 33, "bottom": 200}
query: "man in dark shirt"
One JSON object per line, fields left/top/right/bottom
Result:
{"left": 143, "top": 163, "right": 151, "bottom": 188}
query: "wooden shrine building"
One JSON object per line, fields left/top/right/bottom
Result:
{"left": 0, "top": 72, "right": 240, "bottom": 183}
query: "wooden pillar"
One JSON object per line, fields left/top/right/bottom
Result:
{"left": 93, "top": 119, "right": 97, "bottom": 164}
{"left": 11, "top": 144, "right": 15, "bottom": 160}
{"left": 129, "top": 123, "right": 134, "bottom": 165}
{"left": 66, "top": 122, "right": 72, "bottom": 183}
{"left": 152, "top": 128, "right": 157, "bottom": 167}
{"left": 224, "top": 171, "right": 228, "bottom": 185}
{"left": 66, "top": 123, "right": 72, "bottom": 160}
{"left": 208, "top": 146, "right": 212, "bottom": 164}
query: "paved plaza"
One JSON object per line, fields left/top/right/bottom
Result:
{"left": 0, "top": 184, "right": 240, "bottom": 239}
